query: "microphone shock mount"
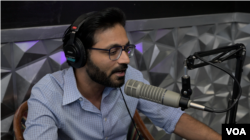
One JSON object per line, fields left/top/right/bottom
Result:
{"left": 180, "top": 60, "right": 192, "bottom": 111}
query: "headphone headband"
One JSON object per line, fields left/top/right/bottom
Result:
{"left": 71, "top": 14, "right": 87, "bottom": 32}
{"left": 71, "top": 11, "right": 96, "bottom": 32}
{"left": 63, "top": 12, "right": 96, "bottom": 68}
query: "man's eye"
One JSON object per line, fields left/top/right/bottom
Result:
{"left": 125, "top": 48, "right": 130, "bottom": 52}
{"left": 110, "top": 51, "right": 117, "bottom": 55}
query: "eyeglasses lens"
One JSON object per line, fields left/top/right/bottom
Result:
{"left": 109, "top": 45, "right": 134, "bottom": 60}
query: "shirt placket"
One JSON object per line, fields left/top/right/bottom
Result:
{"left": 102, "top": 115, "right": 110, "bottom": 140}
{"left": 101, "top": 88, "right": 118, "bottom": 140}
{"left": 101, "top": 88, "right": 114, "bottom": 140}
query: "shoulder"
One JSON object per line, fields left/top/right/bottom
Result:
{"left": 38, "top": 68, "right": 67, "bottom": 85}
{"left": 35, "top": 69, "right": 66, "bottom": 90}
{"left": 126, "top": 65, "right": 149, "bottom": 84}
{"left": 30, "top": 68, "right": 68, "bottom": 103}
{"left": 126, "top": 65, "right": 143, "bottom": 77}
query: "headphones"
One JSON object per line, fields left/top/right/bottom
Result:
{"left": 63, "top": 12, "right": 94, "bottom": 68}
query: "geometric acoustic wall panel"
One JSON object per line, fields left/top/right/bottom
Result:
{"left": 1, "top": 22, "right": 250, "bottom": 140}
{"left": 234, "top": 23, "right": 250, "bottom": 126}
{"left": 127, "top": 22, "right": 250, "bottom": 139}
{"left": 1, "top": 43, "right": 12, "bottom": 69}
{"left": 44, "top": 39, "right": 69, "bottom": 72}
{"left": 42, "top": 39, "right": 64, "bottom": 54}
{"left": 2, "top": 117, "right": 14, "bottom": 140}
{"left": 16, "top": 58, "right": 52, "bottom": 105}
{"left": 1, "top": 73, "right": 15, "bottom": 119}
{"left": 129, "top": 29, "right": 177, "bottom": 90}
{"left": 13, "top": 39, "right": 68, "bottom": 107}
{"left": 1, "top": 38, "right": 70, "bottom": 140}
{"left": 1, "top": 115, "right": 14, "bottom": 133}
{"left": 49, "top": 50, "right": 69, "bottom": 72}
{"left": 1, "top": 38, "right": 71, "bottom": 140}
{"left": 1, "top": 44, "right": 15, "bottom": 138}
{"left": 14, "top": 41, "right": 46, "bottom": 68}
{"left": 235, "top": 23, "right": 250, "bottom": 57}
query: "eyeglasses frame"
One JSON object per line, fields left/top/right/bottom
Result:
{"left": 88, "top": 44, "right": 136, "bottom": 61}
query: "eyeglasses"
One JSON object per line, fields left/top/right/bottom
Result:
{"left": 88, "top": 44, "right": 135, "bottom": 61}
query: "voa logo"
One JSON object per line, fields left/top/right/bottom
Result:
{"left": 226, "top": 128, "right": 246, "bottom": 135}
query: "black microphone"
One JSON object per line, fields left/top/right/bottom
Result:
{"left": 124, "top": 79, "right": 213, "bottom": 111}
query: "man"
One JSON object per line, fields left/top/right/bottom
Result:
{"left": 24, "top": 7, "right": 221, "bottom": 140}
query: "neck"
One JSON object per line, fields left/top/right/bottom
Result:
{"left": 74, "top": 67, "right": 104, "bottom": 102}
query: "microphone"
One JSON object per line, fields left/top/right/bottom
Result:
{"left": 124, "top": 79, "right": 213, "bottom": 111}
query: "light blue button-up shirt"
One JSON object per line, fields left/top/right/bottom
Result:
{"left": 23, "top": 65, "right": 184, "bottom": 140}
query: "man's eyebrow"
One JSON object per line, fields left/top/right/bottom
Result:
{"left": 104, "top": 41, "right": 130, "bottom": 49}
{"left": 125, "top": 41, "right": 130, "bottom": 46}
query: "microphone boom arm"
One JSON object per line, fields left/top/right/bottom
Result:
{"left": 184, "top": 43, "right": 246, "bottom": 124}
{"left": 186, "top": 43, "right": 246, "bottom": 70}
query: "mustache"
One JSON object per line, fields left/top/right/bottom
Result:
{"left": 111, "top": 64, "right": 128, "bottom": 75}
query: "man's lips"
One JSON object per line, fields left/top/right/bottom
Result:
{"left": 114, "top": 70, "right": 126, "bottom": 77}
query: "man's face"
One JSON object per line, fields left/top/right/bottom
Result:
{"left": 85, "top": 24, "right": 130, "bottom": 87}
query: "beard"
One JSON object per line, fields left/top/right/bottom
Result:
{"left": 85, "top": 57, "right": 128, "bottom": 88}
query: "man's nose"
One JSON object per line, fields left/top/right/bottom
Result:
{"left": 117, "top": 51, "right": 130, "bottom": 64}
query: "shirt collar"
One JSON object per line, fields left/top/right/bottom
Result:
{"left": 62, "top": 67, "right": 116, "bottom": 106}
{"left": 62, "top": 67, "right": 82, "bottom": 106}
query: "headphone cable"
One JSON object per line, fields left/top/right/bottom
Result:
{"left": 195, "top": 52, "right": 242, "bottom": 113}
{"left": 119, "top": 87, "right": 143, "bottom": 140}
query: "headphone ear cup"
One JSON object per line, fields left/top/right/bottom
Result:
{"left": 74, "top": 37, "right": 87, "bottom": 68}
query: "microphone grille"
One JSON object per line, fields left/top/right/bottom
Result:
{"left": 127, "top": 87, "right": 132, "bottom": 94}
{"left": 132, "top": 88, "right": 137, "bottom": 97}
{"left": 133, "top": 80, "right": 140, "bottom": 87}
{"left": 128, "top": 80, "right": 134, "bottom": 86}
{"left": 124, "top": 79, "right": 142, "bottom": 98}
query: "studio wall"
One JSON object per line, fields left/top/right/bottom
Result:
{"left": 3, "top": 1, "right": 250, "bottom": 29}
{"left": 1, "top": 13, "right": 250, "bottom": 140}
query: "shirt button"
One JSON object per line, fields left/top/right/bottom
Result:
{"left": 104, "top": 118, "right": 107, "bottom": 122}
{"left": 105, "top": 137, "right": 108, "bottom": 140}
{"left": 79, "top": 98, "right": 82, "bottom": 101}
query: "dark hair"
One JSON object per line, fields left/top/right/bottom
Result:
{"left": 62, "top": 7, "right": 126, "bottom": 59}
